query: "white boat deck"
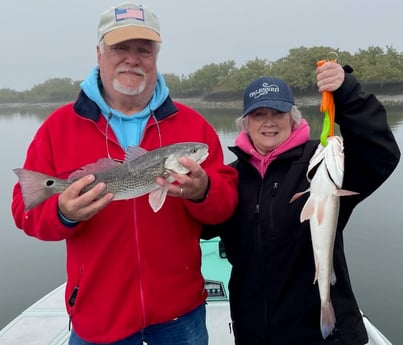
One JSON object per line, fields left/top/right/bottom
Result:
{"left": 0, "top": 281, "right": 393, "bottom": 345}
{"left": 0, "top": 237, "right": 393, "bottom": 345}
{"left": 0, "top": 283, "right": 235, "bottom": 345}
{"left": 0, "top": 284, "right": 68, "bottom": 345}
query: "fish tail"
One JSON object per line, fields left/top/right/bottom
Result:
{"left": 320, "top": 300, "right": 336, "bottom": 339}
{"left": 13, "top": 168, "right": 58, "bottom": 210}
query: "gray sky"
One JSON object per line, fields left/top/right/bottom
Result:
{"left": 1, "top": 0, "right": 402, "bottom": 91}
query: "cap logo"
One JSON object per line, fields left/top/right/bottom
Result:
{"left": 249, "top": 82, "right": 280, "bottom": 99}
{"left": 115, "top": 7, "right": 144, "bottom": 22}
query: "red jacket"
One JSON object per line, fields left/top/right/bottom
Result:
{"left": 11, "top": 91, "right": 238, "bottom": 343}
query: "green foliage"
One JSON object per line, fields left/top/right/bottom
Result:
{"left": 348, "top": 46, "right": 403, "bottom": 82}
{"left": 0, "top": 88, "right": 21, "bottom": 103}
{"left": 0, "top": 78, "right": 81, "bottom": 104}
{"left": 1, "top": 45, "right": 402, "bottom": 104}
{"left": 181, "top": 60, "right": 237, "bottom": 95}
{"left": 173, "top": 45, "right": 403, "bottom": 99}
{"left": 27, "top": 78, "right": 81, "bottom": 102}
{"left": 163, "top": 73, "right": 182, "bottom": 95}
{"left": 271, "top": 46, "right": 337, "bottom": 89}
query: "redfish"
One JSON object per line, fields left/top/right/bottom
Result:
{"left": 14, "top": 142, "right": 209, "bottom": 213}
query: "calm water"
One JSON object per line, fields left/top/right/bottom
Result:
{"left": 1, "top": 104, "right": 402, "bottom": 344}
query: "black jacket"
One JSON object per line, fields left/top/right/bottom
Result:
{"left": 203, "top": 72, "right": 400, "bottom": 345}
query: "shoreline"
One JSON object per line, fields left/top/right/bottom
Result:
{"left": 177, "top": 94, "right": 403, "bottom": 109}
{"left": 0, "top": 94, "right": 402, "bottom": 112}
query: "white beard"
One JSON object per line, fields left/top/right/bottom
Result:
{"left": 113, "top": 78, "right": 146, "bottom": 96}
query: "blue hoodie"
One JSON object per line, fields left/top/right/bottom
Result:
{"left": 81, "top": 66, "right": 169, "bottom": 150}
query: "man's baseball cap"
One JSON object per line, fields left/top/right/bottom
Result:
{"left": 97, "top": 2, "right": 162, "bottom": 45}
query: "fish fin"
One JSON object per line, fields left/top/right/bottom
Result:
{"left": 125, "top": 146, "right": 148, "bottom": 162}
{"left": 13, "top": 168, "right": 57, "bottom": 210}
{"left": 300, "top": 197, "right": 315, "bottom": 222}
{"left": 289, "top": 189, "right": 309, "bottom": 203}
{"left": 148, "top": 185, "right": 169, "bottom": 213}
{"left": 320, "top": 301, "right": 336, "bottom": 339}
{"left": 69, "top": 158, "right": 121, "bottom": 179}
{"left": 334, "top": 189, "right": 359, "bottom": 197}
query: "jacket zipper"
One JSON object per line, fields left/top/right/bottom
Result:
{"left": 133, "top": 199, "right": 147, "bottom": 327}
{"left": 255, "top": 182, "right": 269, "bottom": 333}
{"left": 256, "top": 181, "right": 279, "bottom": 335}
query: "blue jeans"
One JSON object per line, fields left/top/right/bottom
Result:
{"left": 69, "top": 303, "right": 208, "bottom": 345}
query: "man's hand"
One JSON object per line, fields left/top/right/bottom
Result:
{"left": 58, "top": 174, "right": 114, "bottom": 222}
{"left": 156, "top": 157, "right": 209, "bottom": 201}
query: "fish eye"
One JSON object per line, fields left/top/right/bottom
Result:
{"left": 45, "top": 179, "right": 55, "bottom": 187}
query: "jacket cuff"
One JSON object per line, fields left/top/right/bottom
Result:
{"left": 57, "top": 206, "right": 79, "bottom": 228}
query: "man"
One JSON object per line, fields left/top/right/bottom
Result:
{"left": 11, "top": 3, "right": 238, "bottom": 344}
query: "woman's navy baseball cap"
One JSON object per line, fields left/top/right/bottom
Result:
{"left": 243, "top": 77, "right": 294, "bottom": 116}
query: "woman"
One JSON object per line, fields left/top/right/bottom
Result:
{"left": 203, "top": 62, "right": 400, "bottom": 344}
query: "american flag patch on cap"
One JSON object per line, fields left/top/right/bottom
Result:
{"left": 114, "top": 7, "right": 144, "bottom": 22}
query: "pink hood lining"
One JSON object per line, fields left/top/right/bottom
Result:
{"left": 235, "top": 119, "right": 310, "bottom": 177}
